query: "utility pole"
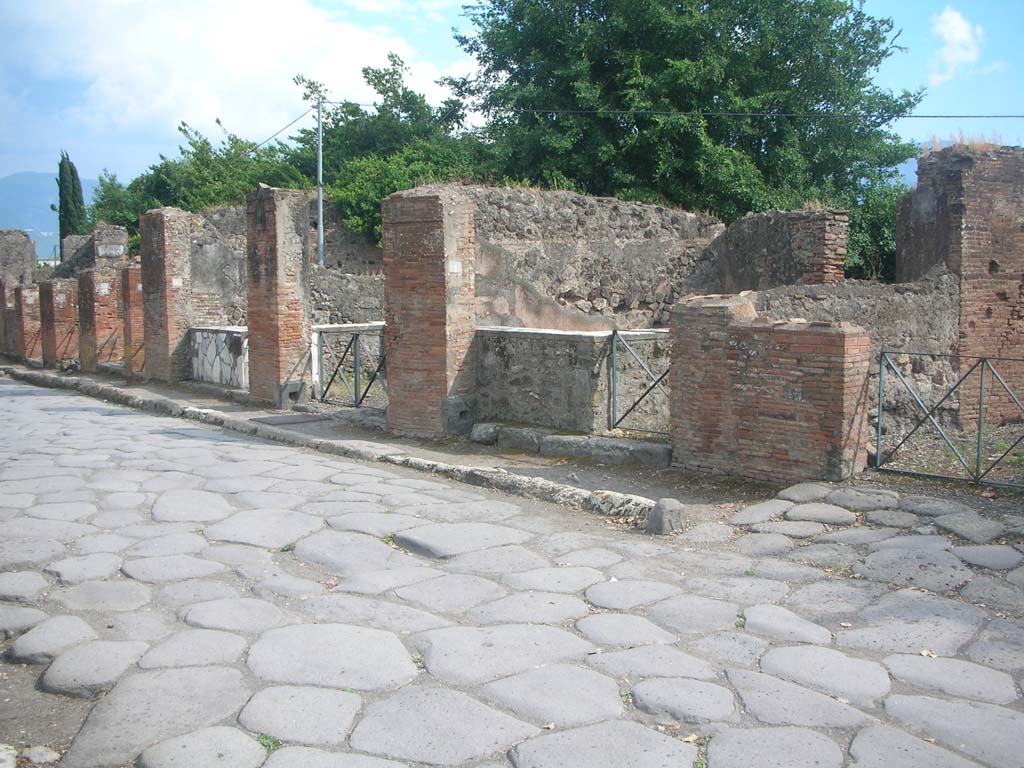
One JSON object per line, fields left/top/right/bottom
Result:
{"left": 316, "top": 94, "right": 325, "bottom": 268}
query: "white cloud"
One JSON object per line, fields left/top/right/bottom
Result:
{"left": 0, "top": 0, "right": 465, "bottom": 149}
{"left": 929, "top": 6, "right": 984, "bottom": 86}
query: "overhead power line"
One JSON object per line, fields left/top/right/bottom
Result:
{"left": 252, "top": 108, "right": 314, "bottom": 151}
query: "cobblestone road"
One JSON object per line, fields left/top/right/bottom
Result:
{"left": 1, "top": 377, "right": 1022, "bottom": 767}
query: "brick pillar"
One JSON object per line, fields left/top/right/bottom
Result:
{"left": 0, "top": 279, "right": 8, "bottom": 356}
{"left": 140, "top": 208, "right": 195, "bottom": 382}
{"left": 121, "top": 266, "right": 145, "bottom": 380}
{"left": 78, "top": 269, "right": 123, "bottom": 373}
{"left": 246, "top": 186, "right": 313, "bottom": 407}
{"left": 670, "top": 295, "right": 870, "bottom": 483}
{"left": 14, "top": 285, "right": 42, "bottom": 361}
{"left": 39, "top": 280, "right": 79, "bottom": 368}
{"left": 382, "top": 189, "right": 476, "bottom": 437}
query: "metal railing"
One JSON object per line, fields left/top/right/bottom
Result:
{"left": 311, "top": 323, "right": 387, "bottom": 407}
{"left": 608, "top": 329, "right": 670, "bottom": 435}
{"left": 876, "top": 351, "right": 1024, "bottom": 488}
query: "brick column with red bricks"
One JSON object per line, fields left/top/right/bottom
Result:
{"left": 13, "top": 285, "right": 42, "bottom": 361}
{"left": 78, "top": 269, "right": 123, "bottom": 373}
{"left": 140, "top": 207, "right": 195, "bottom": 382}
{"left": 0, "top": 279, "right": 9, "bottom": 356}
{"left": 39, "top": 279, "right": 79, "bottom": 368}
{"left": 245, "top": 186, "right": 313, "bottom": 407}
{"left": 382, "top": 188, "right": 477, "bottom": 437}
{"left": 670, "top": 294, "right": 870, "bottom": 483}
{"left": 121, "top": 266, "right": 145, "bottom": 380}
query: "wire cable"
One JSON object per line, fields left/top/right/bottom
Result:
{"left": 252, "top": 108, "right": 315, "bottom": 150}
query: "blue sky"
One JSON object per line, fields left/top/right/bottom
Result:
{"left": 0, "top": 0, "right": 1021, "bottom": 183}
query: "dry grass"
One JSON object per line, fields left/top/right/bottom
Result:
{"left": 921, "top": 131, "right": 1004, "bottom": 154}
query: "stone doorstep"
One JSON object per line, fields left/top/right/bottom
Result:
{"left": 472, "top": 423, "right": 672, "bottom": 469}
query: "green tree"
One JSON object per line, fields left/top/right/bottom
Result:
{"left": 843, "top": 180, "right": 907, "bottom": 281}
{"left": 450, "top": 0, "right": 922, "bottom": 225}
{"left": 52, "top": 150, "right": 89, "bottom": 245}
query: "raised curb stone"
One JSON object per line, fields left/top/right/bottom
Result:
{"left": 349, "top": 687, "right": 537, "bottom": 766}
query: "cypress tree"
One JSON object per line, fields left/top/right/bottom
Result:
{"left": 51, "top": 150, "right": 89, "bottom": 247}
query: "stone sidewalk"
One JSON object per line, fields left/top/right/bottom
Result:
{"left": 0, "top": 377, "right": 1022, "bottom": 767}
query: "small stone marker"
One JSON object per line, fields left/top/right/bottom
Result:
{"left": 646, "top": 498, "right": 687, "bottom": 535}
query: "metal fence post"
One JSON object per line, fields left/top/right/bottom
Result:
{"left": 876, "top": 353, "right": 886, "bottom": 468}
{"left": 353, "top": 333, "right": 362, "bottom": 408}
{"left": 976, "top": 359, "right": 987, "bottom": 481}
{"left": 609, "top": 331, "right": 618, "bottom": 431}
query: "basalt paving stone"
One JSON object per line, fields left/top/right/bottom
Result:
{"left": 587, "top": 644, "right": 717, "bottom": 680}
{"left": 204, "top": 510, "right": 324, "bottom": 549}
{"left": 255, "top": 573, "right": 325, "bottom": 599}
{"left": 137, "top": 726, "right": 266, "bottom": 768}
{"left": 478, "top": 664, "right": 622, "bottom": 727}
{"left": 44, "top": 553, "right": 122, "bottom": 584}
{"left": 411, "top": 625, "right": 595, "bottom": 686}
{"left": 509, "top": 719, "right": 696, "bottom": 768}
{"left": 585, "top": 579, "right": 681, "bottom": 610}
{"left": 304, "top": 500, "right": 385, "bottom": 517}
{"left": 466, "top": 591, "right": 591, "bottom": 625}
{"left": 786, "top": 503, "right": 857, "bottom": 525}
{"left": 25, "top": 501, "right": 97, "bottom": 521}
{"left": 301, "top": 594, "right": 453, "bottom": 633}
{"left": 685, "top": 576, "right": 790, "bottom": 604}
{"left": 141, "top": 473, "right": 205, "bottom": 494}
{"left": 777, "top": 482, "right": 832, "bottom": 503}
{"left": 0, "top": 518, "right": 97, "bottom": 542}
{"left": 249, "top": 623, "right": 416, "bottom": 690}
{"left": 90, "top": 511, "right": 145, "bottom": 528}
{"left": 953, "top": 544, "right": 1024, "bottom": 570}
{"left": 760, "top": 646, "right": 891, "bottom": 707}
{"left": 632, "top": 677, "right": 737, "bottom": 722}
{"left": 885, "top": 694, "right": 1024, "bottom": 768}
{"left": 119, "top": 522, "right": 201, "bottom": 540}
{"left": 708, "top": 726, "right": 843, "bottom": 768}
{"left": 504, "top": 567, "right": 606, "bottom": 593}
{"left": 728, "top": 669, "right": 875, "bottom": 728}
{"left": 184, "top": 597, "right": 284, "bottom": 633}
{"left": 123, "top": 555, "right": 226, "bottom": 584}
{"left": 686, "top": 630, "right": 768, "bottom": 667}
{"left": 0, "top": 540, "right": 66, "bottom": 573}
{"left": 108, "top": 612, "right": 172, "bottom": 642}
{"left": 238, "top": 685, "right": 362, "bottom": 746}
{"left": 0, "top": 571, "right": 49, "bottom": 602}
{"left": 151, "top": 490, "right": 234, "bottom": 523}
{"left": 899, "top": 495, "right": 976, "bottom": 517}
{"left": 9, "top": 615, "right": 98, "bottom": 663}
{"left": 786, "top": 543, "right": 860, "bottom": 569}
{"left": 157, "top": 579, "right": 239, "bottom": 609}
{"left": 848, "top": 725, "right": 985, "bottom": 768}
{"left": 232, "top": 491, "right": 306, "bottom": 510}
{"left": 935, "top": 512, "right": 1005, "bottom": 544}
{"left": 126, "top": 532, "right": 208, "bottom": 558}
{"left": 556, "top": 547, "right": 623, "bottom": 568}
{"left": 867, "top": 534, "right": 953, "bottom": 551}
{"left": 854, "top": 548, "right": 973, "bottom": 592}
{"left": 394, "top": 522, "right": 533, "bottom": 559}
{"left": 205, "top": 476, "right": 278, "bottom": 494}
{"left": 327, "top": 512, "right": 428, "bottom": 536}
{"left": 59, "top": 667, "right": 251, "bottom": 768}
{"left": 647, "top": 595, "right": 741, "bottom": 636}
{"left": 960, "top": 576, "right": 1024, "bottom": 613}
{"left": 883, "top": 653, "right": 1019, "bottom": 704}
{"left": 743, "top": 604, "right": 832, "bottom": 645}
{"left": 139, "top": 629, "right": 248, "bottom": 668}
{"left": 825, "top": 488, "right": 898, "bottom": 511}
{"left": 729, "top": 499, "right": 793, "bottom": 525}
{"left": 837, "top": 589, "right": 987, "bottom": 655}
{"left": 751, "top": 521, "right": 826, "bottom": 539}
{"left": 74, "top": 533, "right": 135, "bottom": 554}
{"left": 201, "top": 543, "right": 274, "bottom": 567}
{"left": 395, "top": 573, "right": 507, "bottom": 614}
{"left": 41, "top": 640, "right": 149, "bottom": 698}
{"left": 867, "top": 509, "right": 919, "bottom": 528}
{"left": 350, "top": 686, "right": 537, "bottom": 766}
{"left": 818, "top": 527, "right": 899, "bottom": 545}
{"left": 446, "top": 545, "right": 551, "bottom": 575}
{"left": 576, "top": 613, "right": 677, "bottom": 647}
{"left": 785, "top": 580, "right": 888, "bottom": 616}
{"left": 679, "top": 522, "right": 736, "bottom": 545}
{"left": 1009, "top": 567, "right": 1024, "bottom": 588}
{"left": 55, "top": 579, "right": 152, "bottom": 611}
{"left": 735, "top": 533, "right": 795, "bottom": 556}
{"left": 335, "top": 566, "right": 445, "bottom": 595}
{"left": 293, "top": 530, "right": 421, "bottom": 577}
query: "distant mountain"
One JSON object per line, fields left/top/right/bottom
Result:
{"left": 0, "top": 171, "right": 98, "bottom": 260}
